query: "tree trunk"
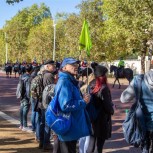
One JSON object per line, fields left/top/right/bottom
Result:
{"left": 141, "top": 39, "right": 147, "bottom": 74}
{"left": 147, "top": 40, "right": 153, "bottom": 70}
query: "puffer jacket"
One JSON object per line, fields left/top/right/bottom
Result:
{"left": 120, "top": 70, "right": 153, "bottom": 130}
{"left": 55, "top": 72, "right": 91, "bottom": 141}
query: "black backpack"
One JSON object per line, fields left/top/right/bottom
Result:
{"left": 122, "top": 74, "right": 146, "bottom": 147}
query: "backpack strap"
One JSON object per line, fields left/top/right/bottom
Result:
{"left": 134, "top": 74, "right": 144, "bottom": 104}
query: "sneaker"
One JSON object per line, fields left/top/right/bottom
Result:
{"left": 19, "top": 125, "right": 23, "bottom": 130}
{"left": 35, "top": 135, "right": 40, "bottom": 143}
{"left": 22, "top": 127, "right": 33, "bottom": 133}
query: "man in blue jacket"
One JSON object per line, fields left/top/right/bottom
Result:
{"left": 55, "top": 57, "right": 91, "bottom": 153}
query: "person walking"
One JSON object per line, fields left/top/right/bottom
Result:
{"left": 120, "top": 70, "right": 153, "bottom": 153}
{"left": 55, "top": 57, "right": 91, "bottom": 153}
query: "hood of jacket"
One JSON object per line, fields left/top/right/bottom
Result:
{"left": 144, "top": 70, "right": 153, "bottom": 91}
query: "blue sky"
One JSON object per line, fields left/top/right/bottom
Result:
{"left": 0, "top": 0, "right": 82, "bottom": 28}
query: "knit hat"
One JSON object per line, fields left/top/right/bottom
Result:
{"left": 91, "top": 64, "right": 108, "bottom": 77}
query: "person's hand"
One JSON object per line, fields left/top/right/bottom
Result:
{"left": 83, "top": 93, "right": 90, "bottom": 104}
{"left": 53, "top": 134, "right": 58, "bottom": 140}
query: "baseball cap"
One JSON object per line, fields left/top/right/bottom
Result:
{"left": 44, "top": 60, "right": 55, "bottom": 65}
{"left": 61, "top": 57, "right": 79, "bottom": 68}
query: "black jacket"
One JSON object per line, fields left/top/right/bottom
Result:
{"left": 90, "top": 80, "right": 114, "bottom": 139}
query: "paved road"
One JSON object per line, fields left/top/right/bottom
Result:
{"left": 0, "top": 71, "right": 141, "bottom": 153}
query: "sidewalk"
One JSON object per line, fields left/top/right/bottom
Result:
{"left": 0, "top": 71, "right": 142, "bottom": 153}
{"left": 0, "top": 112, "right": 141, "bottom": 153}
{"left": 0, "top": 114, "right": 47, "bottom": 153}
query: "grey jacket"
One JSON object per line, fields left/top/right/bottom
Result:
{"left": 120, "top": 70, "right": 153, "bottom": 130}
{"left": 120, "top": 70, "right": 153, "bottom": 103}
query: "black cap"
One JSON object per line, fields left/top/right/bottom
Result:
{"left": 44, "top": 60, "right": 55, "bottom": 65}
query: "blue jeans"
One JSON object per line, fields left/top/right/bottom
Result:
{"left": 39, "top": 109, "right": 51, "bottom": 146}
{"left": 35, "top": 110, "right": 41, "bottom": 140}
{"left": 31, "top": 98, "right": 38, "bottom": 131}
{"left": 20, "top": 99, "right": 30, "bottom": 127}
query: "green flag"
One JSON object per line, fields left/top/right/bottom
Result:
{"left": 79, "top": 20, "right": 92, "bottom": 56}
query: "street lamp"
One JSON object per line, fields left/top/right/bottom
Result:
{"left": 53, "top": 20, "right": 56, "bottom": 61}
{"left": 5, "top": 32, "right": 8, "bottom": 63}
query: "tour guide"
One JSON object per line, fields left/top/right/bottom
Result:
{"left": 54, "top": 57, "right": 91, "bottom": 153}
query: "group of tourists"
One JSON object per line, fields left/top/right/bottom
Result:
{"left": 16, "top": 57, "right": 114, "bottom": 153}
{"left": 15, "top": 56, "right": 153, "bottom": 153}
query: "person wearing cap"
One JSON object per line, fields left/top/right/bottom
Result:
{"left": 54, "top": 57, "right": 91, "bottom": 153}
{"left": 85, "top": 63, "right": 114, "bottom": 153}
{"left": 38, "top": 59, "right": 56, "bottom": 151}
{"left": 43, "top": 60, "right": 56, "bottom": 86}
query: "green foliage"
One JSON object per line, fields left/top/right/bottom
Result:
{"left": 2, "top": 3, "right": 52, "bottom": 63}
{"left": 27, "top": 19, "right": 54, "bottom": 63}
{"left": 0, "top": 30, "right": 5, "bottom": 64}
{"left": 6, "top": 0, "right": 23, "bottom": 5}
{"left": 77, "top": 0, "right": 105, "bottom": 61}
{"left": 1, "top": 0, "right": 153, "bottom": 68}
{"left": 102, "top": 0, "right": 153, "bottom": 71}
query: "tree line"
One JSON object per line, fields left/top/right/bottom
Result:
{"left": 1, "top": 0, "right": 153, "bottom": 73}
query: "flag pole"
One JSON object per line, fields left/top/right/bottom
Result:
{"left": 87, "top": 59, "right": 89, "bottom": 93}
{"left": 79, "top": 19, "right": 92, "bottom": 93}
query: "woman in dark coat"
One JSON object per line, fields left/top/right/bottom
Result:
{"left": 89, "top": 64, "right": 114, "bottom": 153}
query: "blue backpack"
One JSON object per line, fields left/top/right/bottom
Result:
{"left": 45, "top": 93, "right": 71, "bottom": 135}
{"left": 122, "top": 74, "right": 146, "bottom": 147}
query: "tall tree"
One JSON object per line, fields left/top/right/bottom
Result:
{"left": 27, "top": 18, "right": 54, "bottom": 63}
{"left": 0, "top": 30, "right": 5, "bottom": 65}
{"left": 3, "top": 3, "right": 52, "bottom": 62}
{"left": 102, "top": 0, "right": 153, "bottom": 72}
{"left": 77, "top": 0, "right": 105, "bottom": 61}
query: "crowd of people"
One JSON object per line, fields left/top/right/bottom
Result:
{"left": 15, "top": 57, "right": 114, "bottom": 153}
{"left": 14, "top": 57, "right": 153, "bottom": 153}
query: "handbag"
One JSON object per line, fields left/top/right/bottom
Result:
{"left": 122, "top": 74, "right": 146, "bottom": 147}
{"left": 46, "top": 94, "right": 71, "bottom": 135}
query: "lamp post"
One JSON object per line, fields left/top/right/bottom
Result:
{"left": 5, "top": 32, "right": 8, "bottom": 63}
{"left": 53, "top": 20, "right": 56, "bottom": 61}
